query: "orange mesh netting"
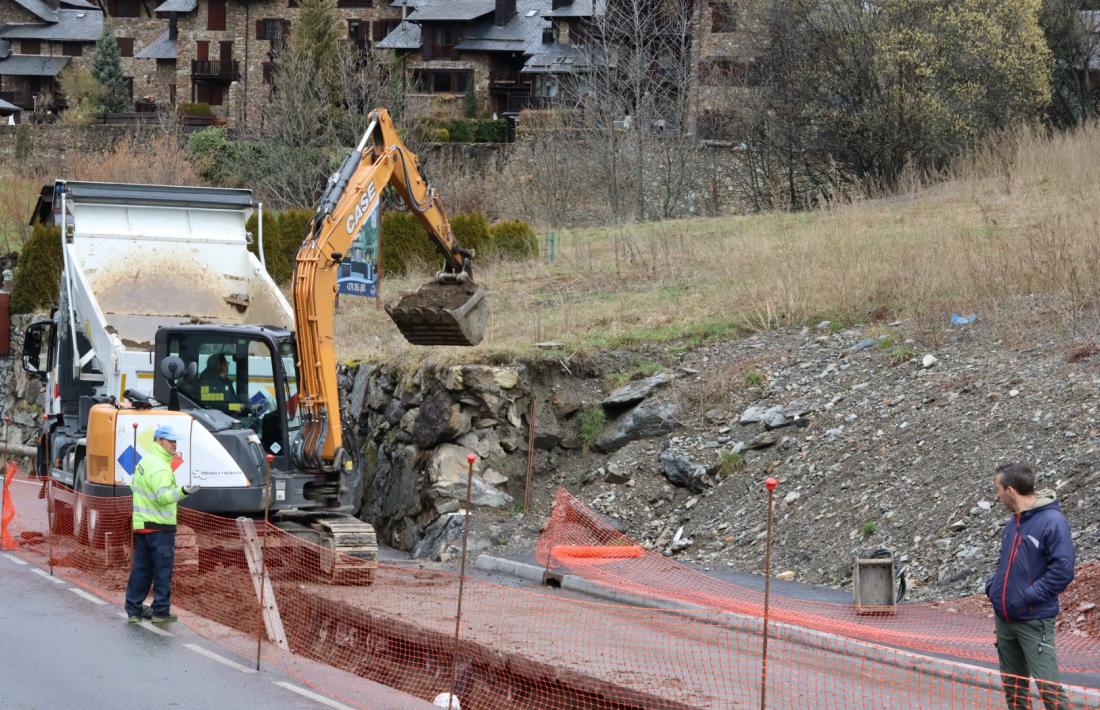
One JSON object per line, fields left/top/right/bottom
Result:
{"left": 4, "top": 468, "right": 1098, "bottom": 710}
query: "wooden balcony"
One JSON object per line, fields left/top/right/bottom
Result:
{"left": 489, "top": 70, "right": 533, "bottom": 89}
{"left": 191, "top": 59, "right": 239, "bottom": 81}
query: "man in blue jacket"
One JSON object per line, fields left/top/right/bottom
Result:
{"left": 986, "top": 463, "right": 1075, "bottom": 710}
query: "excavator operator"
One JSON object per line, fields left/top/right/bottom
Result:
{"left": 197, "top": 353, "right": 244, "bottom": 414}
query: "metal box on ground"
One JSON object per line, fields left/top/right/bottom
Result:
{"left": 854, "top": 556, "right": 896, "bottom": 615}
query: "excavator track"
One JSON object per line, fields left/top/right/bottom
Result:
{"left": 311, "top": 516, "right": 378, "bottom": 586}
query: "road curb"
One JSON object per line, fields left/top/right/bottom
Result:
{"left": 474, "top": 554, "right": 1100, "bottom": 707}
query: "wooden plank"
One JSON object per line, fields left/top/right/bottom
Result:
{"left": 235, "top": 517, "right": 289, "bottom": 650}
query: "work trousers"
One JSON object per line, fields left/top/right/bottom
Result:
{"left": 124, "top": 530, "right": 176, "bottom": 617}
{"left": 995, "top": 615, "right": 1070, "bottom": 710}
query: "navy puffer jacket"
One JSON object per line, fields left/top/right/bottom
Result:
{"left": 985, "top": 495, "right": 1075, "bottom": 622}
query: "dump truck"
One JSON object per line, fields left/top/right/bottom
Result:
{"left": 22, "top": 109, "right": 487, "bottom": 575}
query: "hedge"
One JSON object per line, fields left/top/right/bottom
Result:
{"left": 380, "top": 211, "right": 438, "bottom": 276}
{"left": 11, "top": 223, "right": 62, "bottom": 314}
{"left": 449, "top": 210, "right": 490, "bottom": 259}
{"left": 489, "top": 220, "right": 537, "bottom": 261}
{"left": 418, "top": 118, "right": 510, "bottom": 144}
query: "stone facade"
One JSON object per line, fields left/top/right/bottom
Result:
{"left": 0, "top": 1, "right": 38, "bottom": 25}
{"left": 174, "top": 0, "right": 404, "bottom": 120}
{"left": 0, "top": 123, "right": 133, "bottom": 167}
{"left": 404, "top": 54, "right": 492, "bottom": 119}
{"left": 688, "top": 1, "right": 760, "bottom": 126}
{"left": 109, "top": 16, "right": 175, "bottom": 106}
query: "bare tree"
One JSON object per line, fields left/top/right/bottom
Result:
{"left": 235, "top": 42, "right": 395, "bottom": 208}
{"left": 564, "top": 0, "right": 702, "bottom": 223}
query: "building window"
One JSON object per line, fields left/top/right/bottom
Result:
{"left": 348, "top": 19, "right": 367, "bottom": 45}
{"left": 20, "top": 40, "right": 41, "bottom": 54}
{"left": 372, "top": 19, "right": 399, "bottom": 42}
{"left": 61, "top": 41, "right": 83, "bottom": 56}
{"left": 423, "top": 26, "right": 459, "bottom": 60}
{"left": 108, "top": 0, "right": 140, "bottom": 18}
{"left": 256, "top": 19, "right": 290, "bottom": 45}
{"left": 208, "top": 0, "right": 226, "bottom": 31}
{"left": 116, "top": 37, "right": 134, "bottom": 57}
{"left": 195, "top": 82, "right": 224, "bottom": 106}
{"left": 124, "top": 77, "right": 133, "bottom": 100}
{"left": 411, "top": 69, "right": 471, "bottom": 94}
{"left": 710, "top": 2, "right": 737, "bottom": 33}
{"left": 336, "top": 0, "right": 372, "bottom": 7}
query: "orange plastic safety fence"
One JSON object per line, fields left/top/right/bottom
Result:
{"left": 3, "top": 469, "right": 1098, "bottom": 710}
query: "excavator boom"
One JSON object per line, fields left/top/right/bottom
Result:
{"left": 292, "top": 108, "right": 488, "bottom": 469}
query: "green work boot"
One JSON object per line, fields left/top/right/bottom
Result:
{"left": 127, "top": 615, "right": 141, "bottom": 623}
{"left": 150, "top": 613, "right": 178, "bottom": 625}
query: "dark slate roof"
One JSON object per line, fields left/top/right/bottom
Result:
{"left": 0, "top": 39, "right": 10, "bottom": 59}
{"left": 454, "top": 0, "right": 548, "bottom": 54}
{"left": 11, "top": 0, "right": 58, "bottom": 24}
{"left": 543, "top": 0, "right": 603, "bottom": 18}
{"left": 0, "top": 54, "right": 70, "bottom": 76}
{"left": 522, "top": 41, "right": 600, "bottom": 73}
{"left": 406, "top": 1, "right": 493, "bottom": 22}
{"left": 0, "top": 9, "right": 103, "bottom": 41}
{"left": 135, "top": 29, "right": 176, "bottom": 59}
{"left": 154, "top": 0, "right": 197, "bottom": 13}
{"left": 0, "top": 97, "right": 20, "bottom": 113}
{"left": 376, "top": 20, "right": 421, "bottom": 50}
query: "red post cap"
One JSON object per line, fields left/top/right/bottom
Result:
{"left": 265, "top": 454, "right": 275, "bottom": 464}
{"left": 132, "top": 422, "right": 139, "bottom": 429}
{"left": 466, "top": 453, "right": 477, "bottom": 465}
{"left": 765, "top": 477, "right": 778, "bottom": 491}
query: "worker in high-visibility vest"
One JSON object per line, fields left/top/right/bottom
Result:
{"left": 124, "top": 425, "right": 199, "bottom": 624}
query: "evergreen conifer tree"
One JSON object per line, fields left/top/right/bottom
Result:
{"left": 291, "top": 0, "right": 343, "bottom": 109}
{"left": 91, "top": 25, "right": 130, "bottom": 114}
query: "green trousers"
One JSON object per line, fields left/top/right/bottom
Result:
{"left": 995, "top": 615, "right": 1071, "bottom": 710}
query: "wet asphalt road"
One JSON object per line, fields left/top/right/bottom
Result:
{"left": 0, "top": 552, "right": 348, "bottom": 710}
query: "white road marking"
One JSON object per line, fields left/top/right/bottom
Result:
{"left": 1, "top": 553, "right": 27, "bottom": 565}
{"left": 116, "top": 612, "right": 173, "bottom": 637}
{"left": 273, "top": 682, "right": 357, "bottom": 710}
{"left": 31, "top": 568, "right": 65, "bottom": 584}
{"left": 68, "top": 587, "right": 106, "bottom": 605}
{"left": 184, "top": 643, "right": 257, "bottom": 674}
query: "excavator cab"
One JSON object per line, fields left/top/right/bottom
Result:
{"left": 386, "top": 278, "right": 488, "bottom": 346}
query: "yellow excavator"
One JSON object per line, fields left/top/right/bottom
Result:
{"left": 27, "top": 109, "right": 487, "bottom": 578}
{"left": 294, "top": 107, "right": 488, "bottom": 472}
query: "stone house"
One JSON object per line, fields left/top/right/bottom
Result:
{"left": 99, "top": 0, "right": 180, "bottom": 108}
{"left": 376, "top": 0, "right": 759, "bottom": 132}
{"left": 378, "top": 0, "right": 555, "bottom": 118}
{"left": 0, "top": 0, "right": 102, "bottom": 112}
{"left": 166, "top": 0, "right": 404, "bottom": 120}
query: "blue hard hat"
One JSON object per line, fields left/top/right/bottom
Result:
{"left": 154, "top": 425, "right": 178, "bottom": 441}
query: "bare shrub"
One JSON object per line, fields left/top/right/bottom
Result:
{"left": 67, "top": 131, "right": 202, "bottom": 185}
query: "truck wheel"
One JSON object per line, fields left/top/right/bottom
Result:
{"left": 47, "top": 484, "right": 73, "bottom": 537}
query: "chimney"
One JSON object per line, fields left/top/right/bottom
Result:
{"left": 495, "top": 0, "right": 516, "bottom": 26}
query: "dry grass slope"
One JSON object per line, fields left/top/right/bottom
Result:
{"left": 337, "top": 124, "right": 1100, "bottom": 364}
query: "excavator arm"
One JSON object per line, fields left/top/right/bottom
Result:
{"left": 292, "top": 108, "right": 488, "bottom": 470}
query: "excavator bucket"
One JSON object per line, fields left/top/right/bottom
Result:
{"left": 385, "top": 281, "right": 488, "bottom": 346}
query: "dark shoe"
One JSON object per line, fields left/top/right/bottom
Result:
{"left": 141, "top": 605, "right": 154, "bottom": 620}
{"left": 150, "top": 613, "right": 177, "bottom": 624}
